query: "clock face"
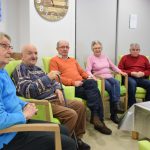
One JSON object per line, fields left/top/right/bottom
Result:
{"left": 34, "top": 0, "right": 69, "bottom": 22}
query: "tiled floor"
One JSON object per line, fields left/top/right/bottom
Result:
{"left": 83, "top": 120, "right": 138, "bottom": 150}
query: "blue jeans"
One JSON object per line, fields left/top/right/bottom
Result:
{"left": 105, "top": 78, "right": 120, "bottom": 115}
{"left": 128, "top": 77, "right": 150, "bottom": 107}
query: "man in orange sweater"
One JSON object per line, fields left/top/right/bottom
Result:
{"left": 50, "top": 40, "right": 112, "bottom": 135}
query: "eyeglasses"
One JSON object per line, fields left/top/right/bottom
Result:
{"left": 0, "top": 43, "right": 13, "bottom": 50}
{"left": 59, "top": 46, "right": 70, "bottom": 49}
{"left": 93, "top": 47, "right": 102, "bottom": 50}
{"left": 131, "top": 49, "right": 140, "bottom": 51}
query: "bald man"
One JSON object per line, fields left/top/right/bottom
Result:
{"left": 12, "top": 44, "right": 90, "bottom": 150}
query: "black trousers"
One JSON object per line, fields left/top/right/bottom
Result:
{"left": 2, "top": 120, "right": 76, "bottom": 150}
{"left": 75, "top": 79, "right": 104, "bottom": 120}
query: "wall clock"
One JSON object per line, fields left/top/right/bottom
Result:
{"left": 34, "top": 0, "right": 69, "bottom": 22}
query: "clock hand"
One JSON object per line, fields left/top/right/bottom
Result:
{"left": 51, "top": 0, "right": 54, "bottom": 7}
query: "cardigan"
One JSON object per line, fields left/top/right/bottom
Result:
{"left": 86, "top": 53, "right": 121, "bottom": 79}
{"left": 12, "top": 63, "right": 61, "bottom": 100}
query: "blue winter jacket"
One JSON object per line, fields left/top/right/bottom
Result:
{"left": 0, "top": 69, "right": 27, "bottom": 149}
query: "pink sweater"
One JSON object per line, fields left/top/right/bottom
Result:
{"left": 86, "top": 53, "right": 121, "bottom": 79}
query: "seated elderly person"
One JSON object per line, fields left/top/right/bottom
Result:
{"left": 12, "top": 44, "right": 90, "bottom": 150}
{"left": 50, "top": 40, "right": 112, "bottom": 135}
{"left": 0, "top": 32, "right": 76, "bottom": 150}
{"left": 118, "top": 43, "right": 150, "bottom": 107}
{"left": 86, "top": 40, "right": 126, "bottom": 124}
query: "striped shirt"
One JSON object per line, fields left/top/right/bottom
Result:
{"left": 12, "top": 63, "right": 61, "bottom": 100}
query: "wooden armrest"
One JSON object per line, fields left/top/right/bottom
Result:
{"left": 95, "top": 75, "right": 105, "bottom": 81}
{"left": 0, "top": 124, "right": 61, "bottom": 150}
{"left": 0, "top": 124, "right": 59, "bottom": 133}
{"left": 112, "top": 71, "right": 119, "bottom": 76}
{"left": 95, "top": 77, "right": 105, "bottom": 99}
{"left": 124, "top": 75, "right": 128, "bottom": 90}
{"left": 26, "top": 99, "right": 52, "bottom": 122}
{"left": 26, "top": 99, "right": 50, "bottom": 105}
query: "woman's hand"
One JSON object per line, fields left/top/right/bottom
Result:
{"left": 23, "top": 103, "right": 38, "bottom": 120}
{"left": 120, "top": 71, "right": 127, "bottom": 76}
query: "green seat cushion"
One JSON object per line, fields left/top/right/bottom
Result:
{"left": 136, "top": 87, "right": 146, "bottom": 94}
{"left": 138, "top": 140, "right": 150, "bottom": 150}
{"left": 104, "top": 85, "right": 127, "bottom": 97}
{"left": 120, "top": 86, "right": 126, "bottom": 96}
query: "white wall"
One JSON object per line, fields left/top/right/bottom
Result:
{"left": 0, "top": 0, "right": 20, "bottom": 50}
{"left": 0, "top": 0, "right": 6, "bottom": 31}
{"left": 117, "top": 0, "right": 150, "bottom": 60}
{"left": 29, "top": 0, "right": 75, "bottom": 66}
{"left": 76, "top": 0, "right": 150, "bottom": 67}
{"left": 19, "top": 0, "right": 30, "bottom": 48}
{"left": 1, "top": 0, "right": 150, "bottom": 67}
{"left": 0, "top": 0, "right": 75, "bottom": 67}
{"left": 76, "top": 0, "right": 117, "bottom": 68}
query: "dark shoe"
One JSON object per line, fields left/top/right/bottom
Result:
{"left": 94, "top": 122, "right": 112, "bottom": 135}
{"left": 90, "top": 115, "right": 94, "bottom": 124}
{"left": 77, "top": 138, "right": 91, "bottom": 150}
{"left": 110, "top": 114, "right": 120, "bottom": 124}
{"left": 114, "top": 102, "right": 124, "bottom": 114}
{"left": 93, "top": 116, "right": 112, "bottom": 135}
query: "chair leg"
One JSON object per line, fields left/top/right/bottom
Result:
{"left": 124, "top": 96, "right": 128, "bottom": 111}
{"left": 55, "top": 128, "right": 62, "bottom": 150}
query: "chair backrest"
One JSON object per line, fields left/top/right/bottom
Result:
{"left": 42, "top": 56, "right": 75, "bottom": 73}
{"left": 4, "top": 60, "right": 58, "bottom": 122}
{"left": 4, "top": 60, "right": 21, "bottom": 76}
{"left": 42, "top": 56, "right": 51, "bottom": 73}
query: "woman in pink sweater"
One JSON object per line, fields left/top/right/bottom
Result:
{"left": 86, "top": 40, "right": 126, "bottom": 124}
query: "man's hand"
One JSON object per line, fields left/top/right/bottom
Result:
{"left": 47, "top": 71, "right": 60, "bottom": 80}
{"left": 55, "top": 89, "right": 64, "bottom": 104}
{"left": 74, "top": 81, "right": 83, "bottom": 87}
{"left": 137, "top": 71, "right": 145, "bottom": 77}
{"left": 23, "top": 103, "right": 38, "bottom": 120}
{"left": 131, "top": 71, "right": 139, "bottom": 77}
{"left": 131, "top": 71, "right": 144, "bottom": 78}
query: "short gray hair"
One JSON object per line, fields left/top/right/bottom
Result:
{"left": 130, "top": 43, "right": 140, "bottom": 50}
{"left": 91, "top": 40, "right": 102, "bottom": 49}
{"left": 56, "top": 40, "right": 69, "bottom": 48}
{"left": 0, "top": 32, "right": 11, "bottom": 41}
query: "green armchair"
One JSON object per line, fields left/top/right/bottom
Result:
{"left": 138, "top": 140, "right": 150, "bottom": 150}
{"left": 84, "top": 60, "right": 128, "bottom": 117}
{"left": 42, "top": 56, "right": 82, "bottom": 101}
{"left": 4, "top": 60, "right": 59, "bottom": 123}
{"left": 96, "top": 73, "right": 128, "bottom": 117}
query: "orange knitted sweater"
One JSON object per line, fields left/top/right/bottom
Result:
{"left": 50, "top": 56, "right": 88, "bottom": 86}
